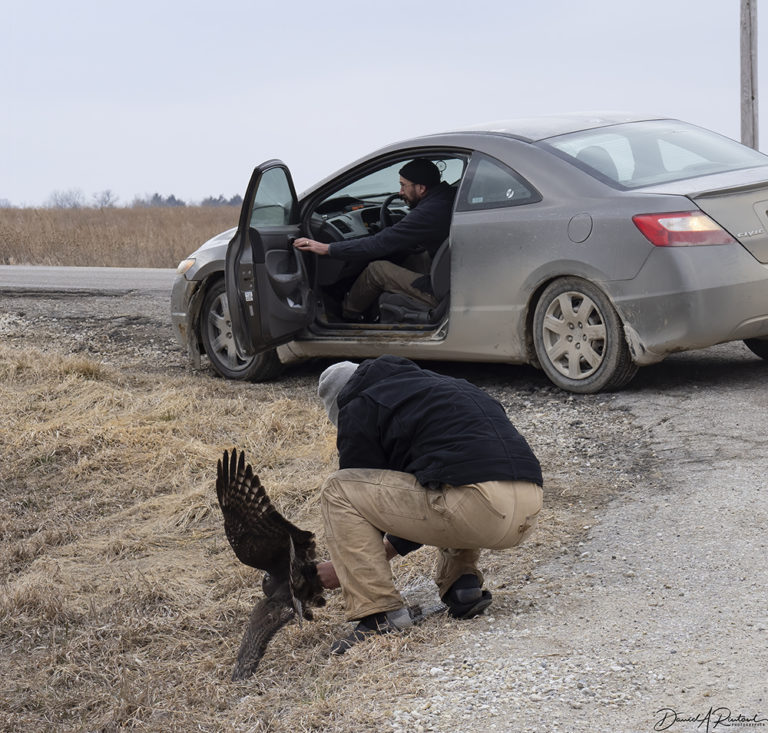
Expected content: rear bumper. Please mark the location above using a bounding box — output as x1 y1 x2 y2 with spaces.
609 244 768 364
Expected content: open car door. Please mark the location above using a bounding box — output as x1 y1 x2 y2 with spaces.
225 160 314 357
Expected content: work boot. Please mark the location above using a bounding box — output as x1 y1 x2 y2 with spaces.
441 574 493 619
330 607 413 655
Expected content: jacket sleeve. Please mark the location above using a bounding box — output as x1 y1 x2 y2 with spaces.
336 398 389 469
327 195 445 262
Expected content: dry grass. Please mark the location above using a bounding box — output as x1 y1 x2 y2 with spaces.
0 207 239 268
5 343 544 732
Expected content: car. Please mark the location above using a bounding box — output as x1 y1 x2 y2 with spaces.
170 113 768 393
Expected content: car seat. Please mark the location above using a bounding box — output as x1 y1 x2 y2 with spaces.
576 145 619 181
378 239 450 324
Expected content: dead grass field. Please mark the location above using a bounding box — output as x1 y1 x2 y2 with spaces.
0 342 389 731
0 207 239 268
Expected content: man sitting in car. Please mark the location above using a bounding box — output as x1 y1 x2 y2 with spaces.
294 158 456 321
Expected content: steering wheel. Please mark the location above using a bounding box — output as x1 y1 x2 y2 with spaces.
379 193 405 230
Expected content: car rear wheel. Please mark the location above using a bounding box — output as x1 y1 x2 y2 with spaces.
744 337 768 360
532 277 638 393
200 279 283 381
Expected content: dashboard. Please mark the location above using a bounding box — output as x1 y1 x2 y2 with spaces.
310 196 408 242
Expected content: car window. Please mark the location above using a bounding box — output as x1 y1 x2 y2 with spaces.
543 119 768 189
331 157 467 202
249 167 295 227
456 154 541 211
567 135 633 182
658 138 711 172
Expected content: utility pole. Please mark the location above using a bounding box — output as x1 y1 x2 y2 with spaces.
741 0 758 149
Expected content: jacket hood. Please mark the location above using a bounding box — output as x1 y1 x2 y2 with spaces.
337 355 419 411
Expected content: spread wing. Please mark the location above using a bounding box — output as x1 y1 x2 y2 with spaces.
215 449 326 680
215 448 316 580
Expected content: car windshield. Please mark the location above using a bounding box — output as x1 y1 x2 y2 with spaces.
541 119 768 189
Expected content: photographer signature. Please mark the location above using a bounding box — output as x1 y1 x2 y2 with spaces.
655 706 767 731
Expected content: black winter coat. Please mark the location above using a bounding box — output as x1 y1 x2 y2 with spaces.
327 183 455 262
335 355 543 488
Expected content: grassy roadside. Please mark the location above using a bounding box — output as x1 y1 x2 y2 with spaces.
2 342 546 731
0 335 630 731
1 338 593 731
0 343 381 731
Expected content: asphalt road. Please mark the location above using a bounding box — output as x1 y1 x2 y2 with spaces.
0 264 177 293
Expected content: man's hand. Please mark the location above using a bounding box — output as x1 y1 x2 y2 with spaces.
316 560 340 589
294 237 330 255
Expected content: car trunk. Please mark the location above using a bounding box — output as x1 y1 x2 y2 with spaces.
638 166 768 263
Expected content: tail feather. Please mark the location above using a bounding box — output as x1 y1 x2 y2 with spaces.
287 535 304 624
231 587 295 681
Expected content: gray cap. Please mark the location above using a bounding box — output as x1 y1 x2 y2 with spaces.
318 361 358 425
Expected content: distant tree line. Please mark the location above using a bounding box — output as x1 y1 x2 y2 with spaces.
131 193 187 208
199 194 243 207
132 192 243 208
7 189 244 209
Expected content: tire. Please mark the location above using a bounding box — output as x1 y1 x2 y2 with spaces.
200 279 283 381
744 337 768 360
532 277 638 394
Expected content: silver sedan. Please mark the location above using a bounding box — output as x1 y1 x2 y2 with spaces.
171 113 768 393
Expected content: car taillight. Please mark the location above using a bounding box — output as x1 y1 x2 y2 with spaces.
632 211 737 246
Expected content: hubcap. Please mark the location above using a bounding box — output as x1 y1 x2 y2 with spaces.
541 291 607 379
207 293 249 369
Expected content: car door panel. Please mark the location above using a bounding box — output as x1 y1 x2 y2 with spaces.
226 161 314 356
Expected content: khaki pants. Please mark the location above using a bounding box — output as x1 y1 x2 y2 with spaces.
320 468 543 620
342 260 438 316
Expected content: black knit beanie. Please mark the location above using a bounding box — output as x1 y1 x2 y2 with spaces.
399 158 440 187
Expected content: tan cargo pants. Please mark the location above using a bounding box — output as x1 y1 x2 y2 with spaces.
320 468 543 621
342 260 438 317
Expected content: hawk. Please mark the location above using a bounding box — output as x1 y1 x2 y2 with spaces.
215 449 325 680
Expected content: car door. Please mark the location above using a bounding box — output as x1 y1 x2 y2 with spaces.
225 160 315 356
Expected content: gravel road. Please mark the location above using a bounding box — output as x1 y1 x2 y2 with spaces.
399 373 768 732
1 287 766 733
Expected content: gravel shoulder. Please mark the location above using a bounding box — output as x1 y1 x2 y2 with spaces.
401 374 768 733
2 288 766 732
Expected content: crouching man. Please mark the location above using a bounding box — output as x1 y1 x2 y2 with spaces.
315 355 543 654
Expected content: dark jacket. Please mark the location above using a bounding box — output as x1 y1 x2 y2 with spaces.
327 183 455 263
336 355 543 488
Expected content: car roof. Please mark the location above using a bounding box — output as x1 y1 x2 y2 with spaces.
435 112 668 143
299 112 670 196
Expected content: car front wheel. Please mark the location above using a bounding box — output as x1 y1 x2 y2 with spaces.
200 279 283 381
532 277 637 393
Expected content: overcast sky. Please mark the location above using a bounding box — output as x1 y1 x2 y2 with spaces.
2 0 765 207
